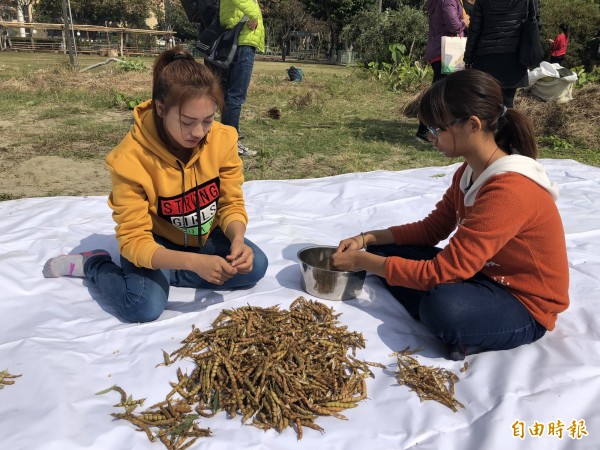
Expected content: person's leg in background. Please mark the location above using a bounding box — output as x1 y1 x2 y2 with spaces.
220 45 257 156
416 60 446 143
502 87 517 108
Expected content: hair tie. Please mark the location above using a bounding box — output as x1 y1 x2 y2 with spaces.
497 105 508 128
172 53 187 62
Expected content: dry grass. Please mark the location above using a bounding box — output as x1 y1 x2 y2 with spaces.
517 84 600 149
400 83 600 151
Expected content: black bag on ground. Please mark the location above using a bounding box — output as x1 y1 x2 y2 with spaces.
180 0 246 69
287 66 303 82
518 0 544 69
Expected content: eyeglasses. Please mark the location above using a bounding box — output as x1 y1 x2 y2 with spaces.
427 117 469 140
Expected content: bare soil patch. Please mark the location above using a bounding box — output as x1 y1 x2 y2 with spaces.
0 155 110 198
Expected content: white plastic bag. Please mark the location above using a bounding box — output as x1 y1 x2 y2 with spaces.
441 36 467 74
527 61 578 103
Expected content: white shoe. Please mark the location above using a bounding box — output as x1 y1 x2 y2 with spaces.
237 141 257 157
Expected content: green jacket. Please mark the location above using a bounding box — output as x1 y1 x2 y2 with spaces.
219 0 265 52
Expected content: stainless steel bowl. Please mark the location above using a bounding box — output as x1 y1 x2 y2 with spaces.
297 245 366 301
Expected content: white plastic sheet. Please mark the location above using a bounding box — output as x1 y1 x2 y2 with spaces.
0 160 598 449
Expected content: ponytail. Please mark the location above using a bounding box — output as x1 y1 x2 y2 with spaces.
495 108 537 158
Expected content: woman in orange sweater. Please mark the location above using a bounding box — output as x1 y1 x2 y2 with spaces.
332 69 569 360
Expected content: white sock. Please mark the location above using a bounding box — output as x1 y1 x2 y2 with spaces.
42 249 110 278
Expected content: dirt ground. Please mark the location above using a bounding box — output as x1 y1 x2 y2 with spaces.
0 62 151 200
0 154 111 199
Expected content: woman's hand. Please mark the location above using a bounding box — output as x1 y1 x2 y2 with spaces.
332 229 392 276
247 19 258 31
192 254 238 285
227 240 254 274
335 235 364 253
331 249 363 272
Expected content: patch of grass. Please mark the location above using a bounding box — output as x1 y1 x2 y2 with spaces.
0 192 19 201
0 52 598 194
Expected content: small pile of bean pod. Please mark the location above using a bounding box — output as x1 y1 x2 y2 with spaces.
96 385 211 450
0 369 21 390
393 347 465 412
165 296 384 439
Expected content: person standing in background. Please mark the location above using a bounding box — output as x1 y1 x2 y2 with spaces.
464 0 535 108
206 0 265 157
460 0 474 30
415 0 466 144
586 29 600 71
462 0 475 17
548 24 569 66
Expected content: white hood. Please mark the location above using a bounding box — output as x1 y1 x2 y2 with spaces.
460 155 559 207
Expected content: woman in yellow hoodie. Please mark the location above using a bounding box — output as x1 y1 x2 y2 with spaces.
43 46 268 322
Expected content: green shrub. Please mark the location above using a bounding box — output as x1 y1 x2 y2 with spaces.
343 7 428 65
114 92 143 110
540 0 600 67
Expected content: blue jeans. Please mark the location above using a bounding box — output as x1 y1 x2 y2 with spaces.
219 45 256 133
369 244 546 352
83 228 268 323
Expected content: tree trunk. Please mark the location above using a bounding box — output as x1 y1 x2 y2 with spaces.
328 22 340 63
28 5 34 50
61 0 75 66
280 35 287 62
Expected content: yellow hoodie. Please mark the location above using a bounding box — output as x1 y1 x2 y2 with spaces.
106 100 248 269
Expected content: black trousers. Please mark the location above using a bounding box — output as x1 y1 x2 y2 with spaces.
417 60 446 137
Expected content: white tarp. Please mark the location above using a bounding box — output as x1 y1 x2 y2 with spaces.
0 159 598 450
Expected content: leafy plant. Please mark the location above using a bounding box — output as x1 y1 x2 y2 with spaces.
116 58 147 72
114 92 143 110
362 43 432 93
572 66 600 89
538 135 574 151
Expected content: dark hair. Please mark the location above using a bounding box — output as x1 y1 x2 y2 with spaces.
559 23 569 36
151 46 224 148
418 69 538 159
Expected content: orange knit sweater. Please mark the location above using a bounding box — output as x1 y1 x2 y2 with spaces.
385 161 569 330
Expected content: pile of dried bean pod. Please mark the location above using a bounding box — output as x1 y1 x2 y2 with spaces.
393 347 465 412
165 296 383 440
97 385 211 450
0 369 21 390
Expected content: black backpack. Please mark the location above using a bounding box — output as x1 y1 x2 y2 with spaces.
180 0 246 69
180 0 218 30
